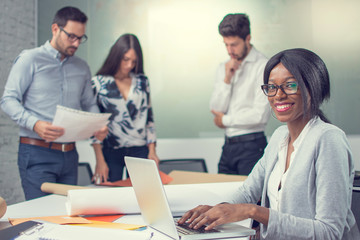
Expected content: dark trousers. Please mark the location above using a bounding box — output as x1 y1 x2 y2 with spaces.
218 132 267 175
18 143 78 200
102 145 149 182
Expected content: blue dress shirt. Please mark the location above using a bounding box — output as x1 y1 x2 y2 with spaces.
1 41 99 139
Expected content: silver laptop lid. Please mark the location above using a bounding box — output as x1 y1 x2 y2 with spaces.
125 156 179 239
125 156 255 240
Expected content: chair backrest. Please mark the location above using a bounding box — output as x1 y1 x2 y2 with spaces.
159 158 208 174
352 188 360 230
354 171 360 187
352 170 360 230
77 162 93 186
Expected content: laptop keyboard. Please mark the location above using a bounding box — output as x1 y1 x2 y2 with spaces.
174 219 220 235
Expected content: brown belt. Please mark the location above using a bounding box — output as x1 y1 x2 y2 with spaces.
20 137 75 152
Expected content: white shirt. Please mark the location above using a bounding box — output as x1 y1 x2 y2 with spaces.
209 47 270 137
267 117 317 210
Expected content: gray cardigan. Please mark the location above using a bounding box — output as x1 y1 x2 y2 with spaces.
230 118 360 239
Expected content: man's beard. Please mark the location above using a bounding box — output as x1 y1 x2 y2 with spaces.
236 44 248 61
55 38 77 57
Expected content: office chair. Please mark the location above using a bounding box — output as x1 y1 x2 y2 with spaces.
159 158 208 174
354 171 360 187
352 188 360 230
352 171 360 230
77 162 93 186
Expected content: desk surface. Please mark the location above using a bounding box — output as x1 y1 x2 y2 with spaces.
168 170 247 184
1 182 251 240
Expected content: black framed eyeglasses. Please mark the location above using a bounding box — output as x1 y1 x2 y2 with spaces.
59 26 88 44
261 82 298 97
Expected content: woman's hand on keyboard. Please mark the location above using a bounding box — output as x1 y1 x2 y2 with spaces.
178 203 255 231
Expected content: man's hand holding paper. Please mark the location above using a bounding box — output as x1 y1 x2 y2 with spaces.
34 120 65 142
52 105 111 143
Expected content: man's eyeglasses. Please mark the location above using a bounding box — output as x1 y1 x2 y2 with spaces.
59 27 88 44
261 82 298 97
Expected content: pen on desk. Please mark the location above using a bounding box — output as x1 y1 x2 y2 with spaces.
147 232 154 240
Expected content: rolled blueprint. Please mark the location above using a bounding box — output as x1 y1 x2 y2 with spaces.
66 187 139 216
41 182 90 196
65 183 231 216
0 196 6 218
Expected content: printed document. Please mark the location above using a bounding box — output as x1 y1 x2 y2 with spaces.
52 105 111 143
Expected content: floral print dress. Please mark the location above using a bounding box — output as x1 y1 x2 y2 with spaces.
91 73 156 148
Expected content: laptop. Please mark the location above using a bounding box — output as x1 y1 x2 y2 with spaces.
124 156 255 240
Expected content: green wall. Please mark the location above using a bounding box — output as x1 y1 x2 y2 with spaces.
38 0 360 138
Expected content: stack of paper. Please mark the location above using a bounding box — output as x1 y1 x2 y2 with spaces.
52 105 111 142
14 222 151 240
9 215 143 230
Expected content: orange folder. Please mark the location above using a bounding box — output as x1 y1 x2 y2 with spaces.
99 170 173 187
9 215 91 225
84 214 124 222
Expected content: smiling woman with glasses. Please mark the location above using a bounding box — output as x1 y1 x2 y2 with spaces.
261 81 298 97
178 48 360 240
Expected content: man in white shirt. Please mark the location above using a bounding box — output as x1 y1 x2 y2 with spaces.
210 13 270 175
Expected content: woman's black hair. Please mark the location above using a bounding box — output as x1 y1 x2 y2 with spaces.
264 48 331 123
97 33 144 76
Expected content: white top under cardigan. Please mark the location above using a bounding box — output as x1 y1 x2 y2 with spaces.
230 117 360 240
267 117 315 211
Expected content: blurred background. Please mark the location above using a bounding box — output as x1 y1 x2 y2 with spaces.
1 0 360 204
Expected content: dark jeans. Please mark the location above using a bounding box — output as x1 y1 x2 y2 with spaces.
218 133 267 175
18 143 78 200
103 145 149 182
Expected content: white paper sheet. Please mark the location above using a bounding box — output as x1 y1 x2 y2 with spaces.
52 105 111 143
65 183 240 216
15 221 151 240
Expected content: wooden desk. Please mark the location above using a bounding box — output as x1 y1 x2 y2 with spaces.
39 170 247 196
168 170 247 184
1 182 251 239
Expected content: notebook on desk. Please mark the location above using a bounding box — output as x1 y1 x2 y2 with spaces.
125 156 255 240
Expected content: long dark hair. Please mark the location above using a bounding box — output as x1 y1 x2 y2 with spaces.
96 34 144 76
264 48 331 123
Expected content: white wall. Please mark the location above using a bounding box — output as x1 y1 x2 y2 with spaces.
77 135 360 175
0 0 37 205
38 0 360 138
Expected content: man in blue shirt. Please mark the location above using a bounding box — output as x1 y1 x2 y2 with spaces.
1 6 107 200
